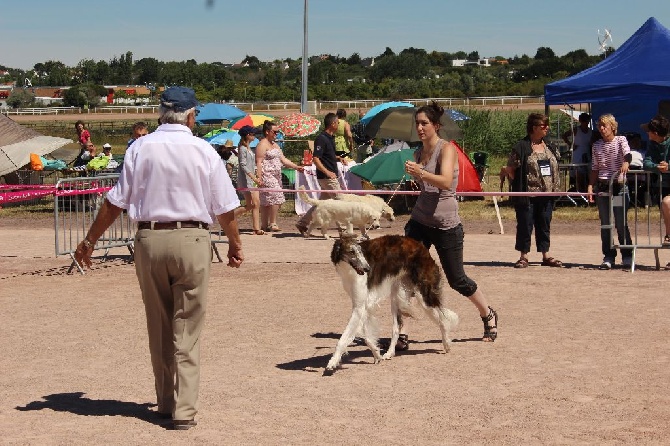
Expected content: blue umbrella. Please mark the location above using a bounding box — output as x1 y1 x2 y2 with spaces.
445 109 470 121
206 130 259 148
195 103 246 125
360 101 414 124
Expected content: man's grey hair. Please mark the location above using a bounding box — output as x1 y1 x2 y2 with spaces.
158 105 195 125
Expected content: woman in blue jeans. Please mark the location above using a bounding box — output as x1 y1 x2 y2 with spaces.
505 113 563 268
402 102 498 350
587 114 633 270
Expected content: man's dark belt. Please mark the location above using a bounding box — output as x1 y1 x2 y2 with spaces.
137 221 209 230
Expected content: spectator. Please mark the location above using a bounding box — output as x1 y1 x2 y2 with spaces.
334 109 354 158
256 120 303 232
74 86 243 430
587 114 633 270
562 112 592 192
127 121 149 149
505 113 562 269
73 120 95 167
295 113 343 235
234 125 264 235
641 115 670 245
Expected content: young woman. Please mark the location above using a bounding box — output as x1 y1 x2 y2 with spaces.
587 114 633 270
73 120 96 167
234 126 264 235
403 101 498 348
255 121 303 232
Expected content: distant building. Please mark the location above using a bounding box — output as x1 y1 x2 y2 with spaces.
452 58 493 67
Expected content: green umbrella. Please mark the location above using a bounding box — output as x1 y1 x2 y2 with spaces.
349 149 416 185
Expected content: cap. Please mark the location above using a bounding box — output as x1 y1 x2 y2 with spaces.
160 86 199 112
238 125 258 137
102 143 112 150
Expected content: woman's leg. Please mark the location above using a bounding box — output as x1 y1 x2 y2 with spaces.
433 224 497 341
514 201 533 262
260 205 269 230
534 198 554 260
249 191 261 232
269 204 280 228
662 195 670 237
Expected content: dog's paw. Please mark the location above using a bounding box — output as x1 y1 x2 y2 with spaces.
381 352 395 361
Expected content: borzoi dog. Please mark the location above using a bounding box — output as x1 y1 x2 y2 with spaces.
325 234 458 374
298 188 381 240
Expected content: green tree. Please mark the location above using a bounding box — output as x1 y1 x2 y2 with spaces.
6 88 35 108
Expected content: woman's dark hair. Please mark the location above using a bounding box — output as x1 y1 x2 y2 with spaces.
262 120 276 136
74 120 86 134
336 109 347 119
415 101 444 126
526 113 549 135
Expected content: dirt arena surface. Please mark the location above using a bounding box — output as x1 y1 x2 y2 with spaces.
1 212 669 445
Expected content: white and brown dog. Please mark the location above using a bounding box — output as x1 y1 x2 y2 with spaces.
325 234 458 374
298 188 381 240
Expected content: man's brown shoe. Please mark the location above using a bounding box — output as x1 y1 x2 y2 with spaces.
173 419 197 430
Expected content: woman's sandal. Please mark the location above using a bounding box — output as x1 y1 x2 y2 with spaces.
268 224 281 232
253 229 266 235
482 306 498 342
514 258 529 269
663 234 670 246
541 257 563 267
396 334 409 351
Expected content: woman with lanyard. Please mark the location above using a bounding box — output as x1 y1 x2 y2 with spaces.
403 101 498 348
505 113 562 269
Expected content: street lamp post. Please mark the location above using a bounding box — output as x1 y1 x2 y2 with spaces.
300 0 309 113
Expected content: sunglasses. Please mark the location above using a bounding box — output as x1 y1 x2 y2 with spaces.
535 124 549 129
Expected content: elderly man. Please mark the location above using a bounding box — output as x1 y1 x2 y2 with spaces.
74 86 243 430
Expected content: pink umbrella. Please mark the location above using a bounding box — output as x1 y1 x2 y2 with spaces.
276 113 321 137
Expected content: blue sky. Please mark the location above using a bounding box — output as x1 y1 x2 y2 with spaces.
2 0 669 70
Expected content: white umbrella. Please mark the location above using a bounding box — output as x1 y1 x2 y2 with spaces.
0 114 72 176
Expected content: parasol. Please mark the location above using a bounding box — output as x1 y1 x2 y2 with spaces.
348 149 416 185
276 112 321 137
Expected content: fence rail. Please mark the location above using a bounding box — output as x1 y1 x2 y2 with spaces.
606 170 669 272
3 96 547 117
54 175 135 274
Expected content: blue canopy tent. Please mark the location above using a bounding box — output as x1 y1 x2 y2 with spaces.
545 17 670 136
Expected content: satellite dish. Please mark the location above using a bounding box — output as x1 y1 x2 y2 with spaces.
24 78 32 88
597 29 613 54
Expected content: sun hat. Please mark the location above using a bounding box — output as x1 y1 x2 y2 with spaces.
238 125 258 137
160 86 199 112
102 143 112 150
224 139 234 148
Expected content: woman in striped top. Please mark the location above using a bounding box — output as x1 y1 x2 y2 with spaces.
587 114 633 270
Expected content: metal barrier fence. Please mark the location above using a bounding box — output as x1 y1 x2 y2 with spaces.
54 174 135 274
606 170 667 272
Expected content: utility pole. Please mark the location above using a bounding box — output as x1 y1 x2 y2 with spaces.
300 0 308 113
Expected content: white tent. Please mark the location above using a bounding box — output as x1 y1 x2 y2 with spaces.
0 114 72 176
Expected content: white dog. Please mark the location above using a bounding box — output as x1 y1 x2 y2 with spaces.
298 188 381 240
325 234 459 374
337 193 395 222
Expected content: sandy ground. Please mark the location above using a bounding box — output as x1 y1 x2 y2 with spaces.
1 212 669 445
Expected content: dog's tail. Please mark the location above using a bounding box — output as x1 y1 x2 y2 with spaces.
298 186 320 206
